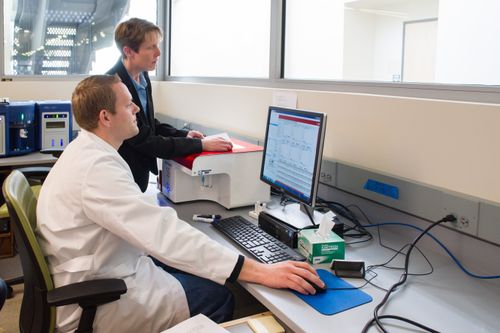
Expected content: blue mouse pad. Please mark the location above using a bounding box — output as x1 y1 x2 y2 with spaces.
293 269 372 315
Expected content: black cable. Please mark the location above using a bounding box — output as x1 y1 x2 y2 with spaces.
326 271 379 291
367 243 434 277
317 199 373 243
302 204 316 226
363 315 441 333
345 204 434 276
362 214 456 333
347 204 403 253
360 270 389 292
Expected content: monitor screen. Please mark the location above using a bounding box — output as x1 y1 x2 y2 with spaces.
260 106 327 208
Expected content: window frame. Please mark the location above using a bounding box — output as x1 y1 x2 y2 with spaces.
0 0 164 81
165 0 500 104
1 0 499 104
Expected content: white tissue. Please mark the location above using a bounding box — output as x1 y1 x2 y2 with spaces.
317 211 335 237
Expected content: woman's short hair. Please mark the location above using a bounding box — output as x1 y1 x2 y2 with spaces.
114 18 162 58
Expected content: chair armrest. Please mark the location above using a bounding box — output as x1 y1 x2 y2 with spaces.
47 279 127 307
40 148 64 158
17 166 52 177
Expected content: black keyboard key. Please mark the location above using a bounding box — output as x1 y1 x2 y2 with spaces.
212 215 306 263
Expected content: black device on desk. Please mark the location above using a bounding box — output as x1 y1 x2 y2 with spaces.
212 216 306 263
258 211 301 248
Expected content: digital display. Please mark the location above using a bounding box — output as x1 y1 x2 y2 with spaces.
46 121 65 129
260 107 327 208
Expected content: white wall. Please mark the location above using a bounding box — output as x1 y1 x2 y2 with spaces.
372 15 403 81
343 0 438 82
343 9 375 80
285 0 344 80
2 79 499 204
435 0 500 85
403 19 438 82
157 81 500 204
0 81 78 101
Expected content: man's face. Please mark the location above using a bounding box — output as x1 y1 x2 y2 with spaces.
110 82 140 141
128 31 161 72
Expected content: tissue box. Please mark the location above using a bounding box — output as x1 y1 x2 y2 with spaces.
298 229 345 264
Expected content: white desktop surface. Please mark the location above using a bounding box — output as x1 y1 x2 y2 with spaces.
153 193 500 333
0 152 57 167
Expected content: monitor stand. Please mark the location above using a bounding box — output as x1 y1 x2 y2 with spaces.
263 202 324 230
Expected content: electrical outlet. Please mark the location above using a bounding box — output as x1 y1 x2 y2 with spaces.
319 159 336 186
442 194 479 236
447 216 471 231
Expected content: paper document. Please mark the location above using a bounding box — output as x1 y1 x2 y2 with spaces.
161 314 230 333
206 132 244 149
272 91 297 108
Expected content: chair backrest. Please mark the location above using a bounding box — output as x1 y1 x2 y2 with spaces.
0 278 7 310
2 170 55 333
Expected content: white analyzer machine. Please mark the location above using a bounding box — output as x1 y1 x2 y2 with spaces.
160 138 270 209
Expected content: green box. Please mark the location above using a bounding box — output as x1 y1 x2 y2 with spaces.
298 229 345 264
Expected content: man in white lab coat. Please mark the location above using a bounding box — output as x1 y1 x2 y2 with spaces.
36 75 324 332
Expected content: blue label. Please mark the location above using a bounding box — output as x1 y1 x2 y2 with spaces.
363 179 399 199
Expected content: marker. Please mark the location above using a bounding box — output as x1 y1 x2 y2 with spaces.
193 214 222 223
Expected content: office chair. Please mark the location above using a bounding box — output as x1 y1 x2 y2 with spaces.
0 167 54 298
1 146 67 295
0 277 6 310
2 170 127 333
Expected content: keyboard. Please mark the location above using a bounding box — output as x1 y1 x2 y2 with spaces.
212 215 306 264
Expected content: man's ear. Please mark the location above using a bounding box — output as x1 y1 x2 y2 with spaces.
98 109 112 128
123 46 134 59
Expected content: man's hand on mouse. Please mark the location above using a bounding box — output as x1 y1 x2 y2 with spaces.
238 259 325 295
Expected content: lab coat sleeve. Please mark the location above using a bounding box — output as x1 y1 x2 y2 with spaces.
80 154 239 285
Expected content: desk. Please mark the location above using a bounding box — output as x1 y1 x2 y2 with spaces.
154 193 500 333
0 152 57 167
0 152 57 257
0 152 56 204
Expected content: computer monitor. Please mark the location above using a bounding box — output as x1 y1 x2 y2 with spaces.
260 106 327 217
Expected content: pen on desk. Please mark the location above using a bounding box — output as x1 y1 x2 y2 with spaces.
193 214 221 223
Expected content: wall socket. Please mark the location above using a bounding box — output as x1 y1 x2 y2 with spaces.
441 194 479 236
319 159 337 187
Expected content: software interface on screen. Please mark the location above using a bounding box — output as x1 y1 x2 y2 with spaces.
261 107 325 206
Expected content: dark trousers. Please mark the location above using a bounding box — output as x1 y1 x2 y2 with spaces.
151 257 235 323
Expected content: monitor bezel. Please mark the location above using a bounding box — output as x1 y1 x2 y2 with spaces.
260 106 327 209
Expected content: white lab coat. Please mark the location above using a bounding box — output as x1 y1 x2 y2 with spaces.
36 130 239 332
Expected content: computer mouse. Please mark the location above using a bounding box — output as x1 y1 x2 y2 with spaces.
307 279 327 294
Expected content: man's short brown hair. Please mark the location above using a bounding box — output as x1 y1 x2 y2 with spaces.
115 18 162 58
72 75 121 131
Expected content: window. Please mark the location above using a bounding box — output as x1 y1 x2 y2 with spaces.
169 0 271 78
3 0 157 76
284 0 500 86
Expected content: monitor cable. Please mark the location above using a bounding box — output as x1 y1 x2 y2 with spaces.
361 222 500 280
361 214 457 333
316 199 373 244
